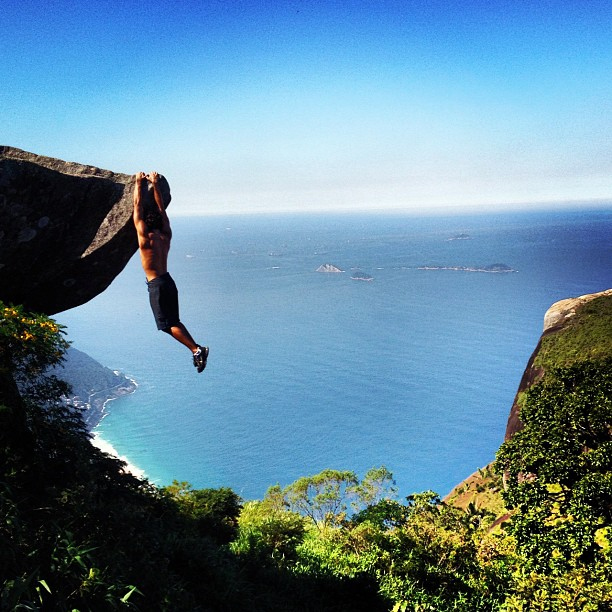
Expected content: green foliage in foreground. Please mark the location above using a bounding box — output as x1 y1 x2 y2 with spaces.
495 358 612 610
2 300 612 610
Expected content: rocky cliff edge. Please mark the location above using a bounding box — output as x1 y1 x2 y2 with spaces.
0 146 170 315
504 288 612 440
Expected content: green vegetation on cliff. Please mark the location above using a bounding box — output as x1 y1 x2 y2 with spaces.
496 358 612 608
1 294 611 611
534 294 612 369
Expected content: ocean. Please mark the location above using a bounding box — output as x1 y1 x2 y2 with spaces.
57 207 612 501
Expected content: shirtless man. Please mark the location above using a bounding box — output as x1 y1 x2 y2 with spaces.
133 171 208 373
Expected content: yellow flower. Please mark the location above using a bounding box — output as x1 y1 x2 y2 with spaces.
595 527 611 553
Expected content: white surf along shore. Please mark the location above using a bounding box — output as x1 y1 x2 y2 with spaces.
90 431 146 480
53 347 147 481
87 377 146 480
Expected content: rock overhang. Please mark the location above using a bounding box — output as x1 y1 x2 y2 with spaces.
0 146 170 315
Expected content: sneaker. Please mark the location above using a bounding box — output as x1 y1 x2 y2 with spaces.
193 346 209 373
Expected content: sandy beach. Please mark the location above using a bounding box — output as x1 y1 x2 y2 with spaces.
90 433 146 480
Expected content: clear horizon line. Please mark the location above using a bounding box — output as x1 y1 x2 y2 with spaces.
170 197 612 217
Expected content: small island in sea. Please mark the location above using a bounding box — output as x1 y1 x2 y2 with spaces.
351 270 374 281
417 263 517 273
316 263 344 273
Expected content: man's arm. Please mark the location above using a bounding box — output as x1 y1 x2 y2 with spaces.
133 171 147 236
147 171 172 237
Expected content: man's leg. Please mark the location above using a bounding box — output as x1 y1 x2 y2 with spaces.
164 323 198 353
164 324 208 373
152 275 208 372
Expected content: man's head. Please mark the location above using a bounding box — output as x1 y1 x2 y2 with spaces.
144 208 163 232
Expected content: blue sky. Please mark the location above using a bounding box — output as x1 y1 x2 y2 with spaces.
3 0 612 214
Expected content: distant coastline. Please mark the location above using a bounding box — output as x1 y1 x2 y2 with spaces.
78 377 138 429
54 347 138 430
52 347 143 478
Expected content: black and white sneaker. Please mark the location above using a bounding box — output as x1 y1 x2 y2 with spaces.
193 346 209 373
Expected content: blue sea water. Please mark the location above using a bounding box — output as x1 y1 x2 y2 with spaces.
57 208 612 501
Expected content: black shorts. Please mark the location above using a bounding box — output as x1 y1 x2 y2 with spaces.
147 273 180 331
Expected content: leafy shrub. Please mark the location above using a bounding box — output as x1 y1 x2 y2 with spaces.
231 499 306 565
496 359 612 610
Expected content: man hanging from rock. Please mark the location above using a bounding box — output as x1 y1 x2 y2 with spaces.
133 171 208 373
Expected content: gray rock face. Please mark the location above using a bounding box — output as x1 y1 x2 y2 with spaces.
0 146 170 314
543 289 612 332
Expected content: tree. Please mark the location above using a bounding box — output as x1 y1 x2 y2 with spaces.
283 469 359 529
280 467 400 530
0 301 71 459
353 466 398 509
231 500 305 566
162 480 242 544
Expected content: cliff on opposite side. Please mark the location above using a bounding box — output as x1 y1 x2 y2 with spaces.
504 288 612 440
447 287 612 511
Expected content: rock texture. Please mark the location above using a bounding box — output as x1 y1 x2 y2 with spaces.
542 289 612 332
0 146 170 315
504 288 612 440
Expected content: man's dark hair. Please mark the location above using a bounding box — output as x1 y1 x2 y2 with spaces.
144 209 163 232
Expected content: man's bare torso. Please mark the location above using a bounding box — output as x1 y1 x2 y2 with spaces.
139 229 171 281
